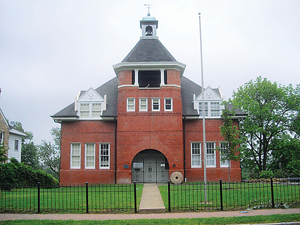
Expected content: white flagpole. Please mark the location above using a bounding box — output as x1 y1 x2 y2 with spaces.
199 12 207 203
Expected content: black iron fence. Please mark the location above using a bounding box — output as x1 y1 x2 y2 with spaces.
167 178 300 212
1 182 138 213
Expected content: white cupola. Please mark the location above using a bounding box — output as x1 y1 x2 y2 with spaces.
140 10 158 37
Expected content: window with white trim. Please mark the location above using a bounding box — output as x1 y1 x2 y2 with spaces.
85 143 95 169
199 102 208 116
71 143 81 169
80 103 90 118
80 103 102 118
164 98 173 111
0 132 4 144
206 142 216 167
152 98 160 111
191 142 201 168
100 143 110 169
14 140 19 151
220 142 230 167
127 98 135 111
92 103 101 118
139 98 148 111
211 102 220 116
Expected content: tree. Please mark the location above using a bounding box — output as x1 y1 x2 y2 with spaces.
230 77 300 176
38 128 61 178
0 143 8 163
219 102 241 182
21 142 40 170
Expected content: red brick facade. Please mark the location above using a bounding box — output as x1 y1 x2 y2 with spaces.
59 69 241 185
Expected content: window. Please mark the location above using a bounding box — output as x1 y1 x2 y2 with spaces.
80 103 90 118
191 142 201 168
206 142 216 167
199 102 208 116
100 143 110 169
211 102 220 116
164 98 173 111
152 98 160 111
139 98 148 111
85 143 95 169
138 71 160 88
14 140 19 151
92 103 101 118
220 142 230 167
71 143 81 169
127 98 135 111
0 132 4 144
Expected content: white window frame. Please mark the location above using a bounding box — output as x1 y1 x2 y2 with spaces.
80 102 102 118
199 102 208 116
152 98 160 111
164 98 173 111
85 143 95 169
99 143 110 169
139 98 148 111
14 140 19 151
206 142 216 167
0 132 4 144
127 98 135 112
211 102 220 117
70 143 81 169
191 142 201 168
220 142 230 167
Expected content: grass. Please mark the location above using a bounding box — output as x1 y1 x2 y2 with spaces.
0 214 300 224
0 184 143 213
159 181 300 211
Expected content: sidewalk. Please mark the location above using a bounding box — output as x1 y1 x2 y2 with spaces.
0 208 299 221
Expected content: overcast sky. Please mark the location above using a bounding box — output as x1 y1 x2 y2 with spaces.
1 0 299 145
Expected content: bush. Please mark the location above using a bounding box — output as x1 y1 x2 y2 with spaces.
0 159 58 190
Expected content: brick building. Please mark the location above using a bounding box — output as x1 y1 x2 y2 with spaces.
52 14 246 185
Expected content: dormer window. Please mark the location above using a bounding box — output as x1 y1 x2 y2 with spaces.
76 87 106 119
194 86 224 118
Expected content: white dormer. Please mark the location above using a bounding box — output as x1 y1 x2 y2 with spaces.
193 86 225 118
75 88 107 119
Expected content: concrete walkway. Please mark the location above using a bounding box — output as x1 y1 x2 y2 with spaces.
0 209 299 221
138 183 165 213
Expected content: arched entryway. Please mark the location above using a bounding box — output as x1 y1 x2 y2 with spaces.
132 149 169 183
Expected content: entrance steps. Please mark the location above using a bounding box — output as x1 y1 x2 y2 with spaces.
138 183 165 213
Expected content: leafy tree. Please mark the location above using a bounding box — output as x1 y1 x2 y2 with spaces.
219 102 241 182
21 142 40 170
0 143 8 163
230 77 300 176
38 128 61 178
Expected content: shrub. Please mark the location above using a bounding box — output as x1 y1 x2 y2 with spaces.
0 160 58 190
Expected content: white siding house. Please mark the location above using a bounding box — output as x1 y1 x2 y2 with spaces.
7 129 26 162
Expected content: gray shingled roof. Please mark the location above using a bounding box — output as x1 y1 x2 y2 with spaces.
52 76 245 119
122 38 177 62
52 77 118 118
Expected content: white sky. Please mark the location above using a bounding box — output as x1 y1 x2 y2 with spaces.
1 0 299 145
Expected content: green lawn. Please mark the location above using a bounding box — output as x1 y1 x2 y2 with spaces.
159 181 300 211
0 184 143 213
1 214 300 225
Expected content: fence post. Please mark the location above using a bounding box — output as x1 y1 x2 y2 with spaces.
134 181 137 213
86 182 89 213
219 179 223 211
270 178 275 208
37 182 40 214
168 180 171 212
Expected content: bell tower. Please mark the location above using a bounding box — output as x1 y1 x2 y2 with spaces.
140 4 158 37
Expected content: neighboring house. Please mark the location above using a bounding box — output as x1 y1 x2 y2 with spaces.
52 13 246 185
0 108 26 162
